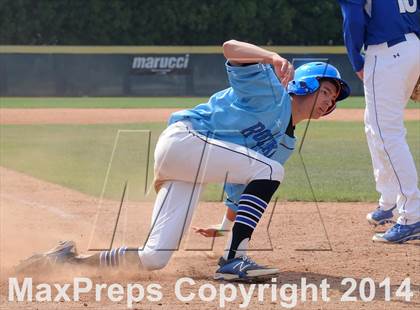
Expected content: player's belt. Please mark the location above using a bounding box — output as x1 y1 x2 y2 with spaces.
387 32 419 48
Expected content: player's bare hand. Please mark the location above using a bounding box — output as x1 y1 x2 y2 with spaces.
272 54 294 87
192 225 225 238
356 69 364 81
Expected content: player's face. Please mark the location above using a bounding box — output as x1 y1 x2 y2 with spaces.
312 80 339 118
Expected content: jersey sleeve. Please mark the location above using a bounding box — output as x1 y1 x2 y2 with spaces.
225 61 286 103
337 0 366 72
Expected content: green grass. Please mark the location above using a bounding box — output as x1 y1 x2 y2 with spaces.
0 97 207 109
1 96 419 109
1 121 419 202
340 97 419 109
279 121 419 201
0 123 163 201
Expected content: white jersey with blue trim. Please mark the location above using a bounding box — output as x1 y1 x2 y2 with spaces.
168 62 296 212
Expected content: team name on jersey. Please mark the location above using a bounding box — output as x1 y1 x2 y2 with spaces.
241 122 277 158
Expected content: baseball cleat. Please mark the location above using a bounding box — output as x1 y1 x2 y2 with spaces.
372 222 420 244
214 256 279 282
366 205 396 226
15 240 77 273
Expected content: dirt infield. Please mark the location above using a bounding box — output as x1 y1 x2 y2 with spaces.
1 108 419 124
1 168 419 309
1 108 419 309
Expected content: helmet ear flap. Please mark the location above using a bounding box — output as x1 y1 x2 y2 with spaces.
287 61 351 101
287 77 320 96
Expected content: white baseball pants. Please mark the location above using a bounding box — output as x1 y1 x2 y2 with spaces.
138 121 284 270
363 33 420 225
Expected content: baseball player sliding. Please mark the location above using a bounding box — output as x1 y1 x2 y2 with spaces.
338 0 420 243
18 40 350 281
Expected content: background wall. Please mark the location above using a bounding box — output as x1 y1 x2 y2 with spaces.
0 47 363 97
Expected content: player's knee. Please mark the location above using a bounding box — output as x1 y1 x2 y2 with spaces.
254 161 284 182
144 259 169 271
271 161 285 182
381 125 406 139
139 251 171 271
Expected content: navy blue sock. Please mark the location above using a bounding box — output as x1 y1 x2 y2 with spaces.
226 179 279 260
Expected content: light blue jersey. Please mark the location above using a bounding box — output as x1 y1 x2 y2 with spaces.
169 62 296 212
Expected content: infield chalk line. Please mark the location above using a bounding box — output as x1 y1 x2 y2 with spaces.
0 193 76 220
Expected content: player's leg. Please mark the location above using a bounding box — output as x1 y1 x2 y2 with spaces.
70 247 141 267
138 180 203 270
364 35 420 242
363 46 399 225
67 180 203 270
15 242 144 272
158 124 285 279
150 121 285 276
214 179 281 280
153 121 284 185
364 104 398 226
32 121 284 272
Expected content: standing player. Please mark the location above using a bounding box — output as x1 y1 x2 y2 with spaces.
19 40 350 281
337 0 420 243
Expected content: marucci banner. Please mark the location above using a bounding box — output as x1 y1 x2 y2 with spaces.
131 54 190 75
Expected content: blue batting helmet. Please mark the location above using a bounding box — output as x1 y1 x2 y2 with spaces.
287 62 351 104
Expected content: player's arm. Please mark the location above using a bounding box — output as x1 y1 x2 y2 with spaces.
337 0 366 77
193 208 236 238
223 39 294 86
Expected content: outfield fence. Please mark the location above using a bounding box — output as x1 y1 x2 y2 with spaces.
0 46 364 97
